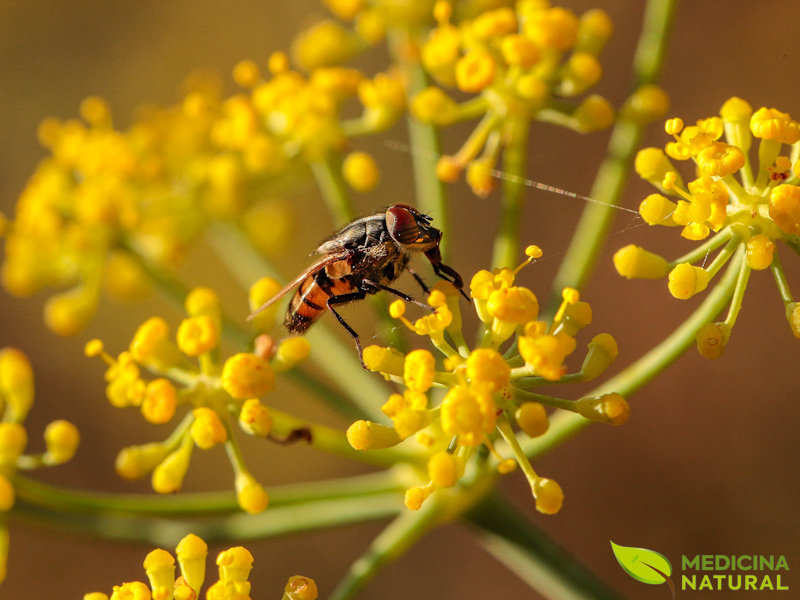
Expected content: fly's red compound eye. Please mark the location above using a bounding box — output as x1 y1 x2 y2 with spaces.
386 205 420 245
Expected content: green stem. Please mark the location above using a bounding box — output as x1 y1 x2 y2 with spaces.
770 249 794 304
670 226 733 266
12 470 404 516
388 29 448 254
467 493 622 600
207 223 390 422
12 491 402 546
548 0 677 312
722 258 751 329
523 247 743 458
329 497 444 600
311 156 355 227
492 118 530 269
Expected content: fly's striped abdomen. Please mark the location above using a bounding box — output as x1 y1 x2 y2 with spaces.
284 270 355 333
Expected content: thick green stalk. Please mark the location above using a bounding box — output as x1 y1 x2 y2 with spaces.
329 497 444 600
523 248 742 458
492 118 530 269
12 492 402 546
12 470 404 516
467 493 622 600
548 0 678 311
311 157 355 227
388 30 448 253
207 223 389 422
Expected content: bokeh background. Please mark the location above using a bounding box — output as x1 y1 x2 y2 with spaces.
2 1 799 598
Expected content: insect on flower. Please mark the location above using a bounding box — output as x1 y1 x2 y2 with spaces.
248 204 468 364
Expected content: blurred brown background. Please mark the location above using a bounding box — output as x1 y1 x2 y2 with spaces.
1 1 799 598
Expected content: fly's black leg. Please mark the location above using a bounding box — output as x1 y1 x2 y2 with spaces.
362 279 430 311
327 291 368 367
407 267 431 296
433 263 471 301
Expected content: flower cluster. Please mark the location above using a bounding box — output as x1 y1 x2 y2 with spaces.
82 533 318 600
86 286 311 514
0 348 80 582
346 247 626 514
410 1 634 197
614 98 800 357
0 46 405 337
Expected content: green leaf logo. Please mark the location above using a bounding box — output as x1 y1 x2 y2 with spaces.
610 540 672 585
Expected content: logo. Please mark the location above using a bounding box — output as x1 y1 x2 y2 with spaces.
610 541 675 598
610 541 791 596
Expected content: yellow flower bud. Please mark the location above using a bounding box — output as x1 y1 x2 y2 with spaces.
109 581 151 600
573 95 614 132
284 575 319 600
436 155 463 182
235 472 269 514
342 151 380 192
455 51 496 93
515 402 549 438
580 333 618 381
524 6 579 50
140 379 177 425
232 59 260 88
84 593 109 600
176 534 208 594
667 263 710 299
185 287 220 319
404 486 431 511
786 302 800 338
559 52 602 96
466 158 495 198
720 97 753 123
143 548 176 600
501 34 539 68
487 286 539 324
769 184 800 236
191 408 227 450
745 234 775 270
428 451 458 488
248 276 282 332
695 322 729 359
639 193 678 226
696 142 745 177
623 85 670 124
273 337 311 371
634 147 680 186
104 251 150 301
362 344 405 376
115 442 170 480
221 353 274 399
355 9 385 44
516 74 548 104
217 545 254 582
466 348 510 392
152 438 193 494
441 385 495 445
404 349 436 392
576 393 630 425
0 473 14 511
43 419 79 465
533 477 564 515
576 9 613 54
44 288 96 336
130 317 181 368
0 423 27 464
239 399 272 437
411 87 458 125
291 20 360 71
346 420 402 450
613 245 669 279
176 316 219 357
750 107 800 143
0 347 34 422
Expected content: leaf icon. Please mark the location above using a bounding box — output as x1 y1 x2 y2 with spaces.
610 541 672 585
